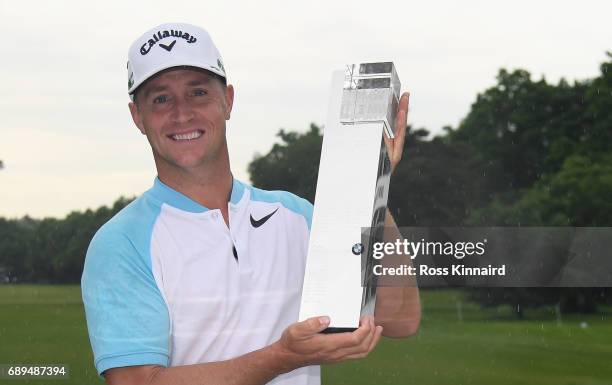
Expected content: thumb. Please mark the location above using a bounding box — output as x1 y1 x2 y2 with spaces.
294 316 330 337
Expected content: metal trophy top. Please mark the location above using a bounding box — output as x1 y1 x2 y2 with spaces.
339 62 401 139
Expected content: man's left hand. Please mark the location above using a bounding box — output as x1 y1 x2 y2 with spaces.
384 92 410 175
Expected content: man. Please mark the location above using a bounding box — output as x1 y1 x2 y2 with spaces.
81 22 420 385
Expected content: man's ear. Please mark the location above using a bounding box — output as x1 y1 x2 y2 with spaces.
224 84 234 120
128 101 146 135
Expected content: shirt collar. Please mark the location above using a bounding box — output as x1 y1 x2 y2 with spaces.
148 176 245 213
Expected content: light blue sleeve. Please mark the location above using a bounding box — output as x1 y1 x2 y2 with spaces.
81 212 170 376
298 197 313 230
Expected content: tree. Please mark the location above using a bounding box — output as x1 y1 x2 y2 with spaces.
468 154 612 226
389 129 490 226
448 69 592 193
455 54 612 316
0 197 133 283
248 124 323 203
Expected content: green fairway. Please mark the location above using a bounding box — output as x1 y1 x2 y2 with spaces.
0 285 98 384
325 290 612 385
1 286 610 385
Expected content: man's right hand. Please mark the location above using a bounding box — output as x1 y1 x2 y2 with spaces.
104 316 382 385
272 315 383 373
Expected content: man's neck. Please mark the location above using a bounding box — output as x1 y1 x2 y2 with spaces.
157 159 233 214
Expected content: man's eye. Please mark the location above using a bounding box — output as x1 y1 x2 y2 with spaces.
153 95 167 104
193 89 208 96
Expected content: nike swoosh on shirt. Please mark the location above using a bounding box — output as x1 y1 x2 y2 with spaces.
250 208 279 228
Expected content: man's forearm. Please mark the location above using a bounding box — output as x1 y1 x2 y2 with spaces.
149 345 281 385
110 313 378 385
374 210 421 338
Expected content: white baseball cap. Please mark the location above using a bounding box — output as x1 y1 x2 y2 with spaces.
127 23 227 100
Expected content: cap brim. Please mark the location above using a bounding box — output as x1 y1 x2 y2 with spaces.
128 62 226 99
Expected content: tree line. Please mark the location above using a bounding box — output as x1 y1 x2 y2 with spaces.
1 53 611 314
0 198 133 283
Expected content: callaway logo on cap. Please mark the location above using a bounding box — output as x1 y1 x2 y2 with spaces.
126 22 227 100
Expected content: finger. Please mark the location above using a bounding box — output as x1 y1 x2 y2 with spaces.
395 92 410 129
359 315 375 327
317 318 373 350
385 92 409 167
291 316 331 339
354 317 377 352
367 325 384 352
332 319 377 358
344 325 383 360
392 93 409 164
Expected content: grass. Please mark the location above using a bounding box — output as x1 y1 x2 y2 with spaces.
324 290 612 385
0 285 98 384
0 286 611 385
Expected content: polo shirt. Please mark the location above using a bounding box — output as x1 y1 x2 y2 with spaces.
81 177 319 385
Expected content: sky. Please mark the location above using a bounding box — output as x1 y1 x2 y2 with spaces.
0 0 610 218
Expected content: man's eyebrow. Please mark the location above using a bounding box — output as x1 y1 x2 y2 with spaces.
142 76 213 99
187 77 213 86
143 85 169 99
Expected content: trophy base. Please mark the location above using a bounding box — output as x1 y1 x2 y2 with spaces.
321 327 358 334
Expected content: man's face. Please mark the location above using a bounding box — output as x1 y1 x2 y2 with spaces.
129 68 234 173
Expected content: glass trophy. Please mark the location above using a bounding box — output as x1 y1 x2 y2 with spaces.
299 62 400 332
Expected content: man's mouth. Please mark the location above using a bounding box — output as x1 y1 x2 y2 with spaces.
168 130 204 141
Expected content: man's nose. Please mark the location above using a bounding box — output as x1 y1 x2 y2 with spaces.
171 96 194 123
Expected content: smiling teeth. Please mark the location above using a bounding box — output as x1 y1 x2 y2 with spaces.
172 131 203 141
